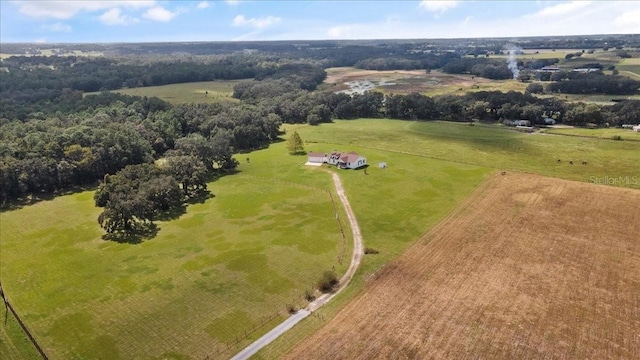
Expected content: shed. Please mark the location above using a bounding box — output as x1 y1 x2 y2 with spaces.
307 151 326 163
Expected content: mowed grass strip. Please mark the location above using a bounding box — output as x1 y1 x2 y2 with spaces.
84 80 243 104
0 302 41 360
0 143 347 359
285 173 640 359
544 127 640 141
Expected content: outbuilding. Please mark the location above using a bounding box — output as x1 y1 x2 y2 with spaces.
307 151 326 163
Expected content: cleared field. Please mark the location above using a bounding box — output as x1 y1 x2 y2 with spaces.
1 133 492 359
323 68 527 96
293 119 640 189
286 173 640 359
0 302 41 360
0 143 350 359
544 127 640 141
85 80 243 104
617 58 640 80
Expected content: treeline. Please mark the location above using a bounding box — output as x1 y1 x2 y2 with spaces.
353 53 457 71
0 60 328 206
441 58 513 80
546 73 640 95
230 73 640 128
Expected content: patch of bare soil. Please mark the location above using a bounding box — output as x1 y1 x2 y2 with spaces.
286 172 640 359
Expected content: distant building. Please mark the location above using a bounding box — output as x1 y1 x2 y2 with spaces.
573 68 600 73
328 151 367 169
539 66 560 72
309 150 367 169
543 118 556 125
503 119 531 127
622 124 635 129
633 125 640 132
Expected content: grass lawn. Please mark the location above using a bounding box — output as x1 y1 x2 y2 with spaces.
84 80 244 105
0 302 41 360
256 119 640 358
616 58 640 79
544 127 640 141
3 119 639 359
0 143 351 359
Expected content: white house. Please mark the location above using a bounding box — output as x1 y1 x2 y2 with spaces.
337 152 367 169
315 150 367 169
307 151 326 163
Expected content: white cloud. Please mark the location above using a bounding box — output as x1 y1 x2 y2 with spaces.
42 22 72 33
328 25 354 39
419 1 459 13
99 8 138 26
197 1 211 9
233 15 281 29
225 0 242 6
16 1 155 19
613 8 640 33
142 6 177 22
528 1 592 18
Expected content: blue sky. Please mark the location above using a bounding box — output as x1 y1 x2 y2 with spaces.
1 1 639 43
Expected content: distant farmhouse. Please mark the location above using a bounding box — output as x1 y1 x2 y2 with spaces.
307 151 367 169
503 119 531 127
538 66 560 72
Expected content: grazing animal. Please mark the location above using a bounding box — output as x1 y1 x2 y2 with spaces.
569 160 573 165
582 161 587 165
557 159 561 163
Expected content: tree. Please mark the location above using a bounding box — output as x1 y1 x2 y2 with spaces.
94 164 182 234
526 83 544 94
166 155 208 196
287 131 305 155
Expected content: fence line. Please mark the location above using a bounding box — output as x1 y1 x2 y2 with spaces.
0 281 48 360
328 190 348 265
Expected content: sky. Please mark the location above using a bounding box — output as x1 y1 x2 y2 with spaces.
0 1 639 43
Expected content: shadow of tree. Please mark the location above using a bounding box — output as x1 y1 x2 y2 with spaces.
185 189 215 205
101 222 159 244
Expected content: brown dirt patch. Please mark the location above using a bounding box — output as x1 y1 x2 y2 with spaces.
285 173 640 359
324 68 494 94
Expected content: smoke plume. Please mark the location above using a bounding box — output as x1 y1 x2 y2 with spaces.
506 46 521 79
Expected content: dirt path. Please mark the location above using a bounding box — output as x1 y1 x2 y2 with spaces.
230 171 364 360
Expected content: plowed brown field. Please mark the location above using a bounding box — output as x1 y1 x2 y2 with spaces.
286 173 640 359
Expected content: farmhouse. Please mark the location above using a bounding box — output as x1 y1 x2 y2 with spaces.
503 119 531 127
309 150 367 169
539 66 560 72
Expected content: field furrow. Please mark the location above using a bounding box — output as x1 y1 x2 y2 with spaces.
286 173 640 359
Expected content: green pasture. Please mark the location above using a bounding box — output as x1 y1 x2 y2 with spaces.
544 126 640 141
85 80 243 105
293 120 640 188
0 145 351 359
3 119 640 359
0 302 41 360
616 58 640 79
256 118 640 358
